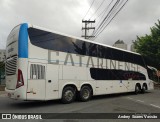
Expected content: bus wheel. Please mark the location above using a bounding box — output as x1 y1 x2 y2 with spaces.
79 86 92 102
141 84 147 93
61 86 76 104
135 84 140 94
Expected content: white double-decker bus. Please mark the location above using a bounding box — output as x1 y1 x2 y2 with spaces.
5 23 153 103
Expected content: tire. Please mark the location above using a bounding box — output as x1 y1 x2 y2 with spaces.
141 85 146 93
61 86 76 104
135 84 140 94
79 86 92 102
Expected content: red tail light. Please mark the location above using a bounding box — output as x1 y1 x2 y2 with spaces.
16 69 24 88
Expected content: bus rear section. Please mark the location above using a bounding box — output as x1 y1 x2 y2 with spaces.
5 24 28 100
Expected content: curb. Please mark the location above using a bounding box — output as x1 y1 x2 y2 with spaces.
0 91 6 95
0 94 6 97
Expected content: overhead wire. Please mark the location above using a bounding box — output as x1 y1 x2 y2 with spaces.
83 0 95 20
89 0 106 20
94 0 128 35
89 0 115 39
82 0 128 41
92 0 128 40
95 0 115 21
94 0 121 36
94 0 124 36
89 0 121 39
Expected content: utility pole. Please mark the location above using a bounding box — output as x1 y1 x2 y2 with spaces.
82 20 95 39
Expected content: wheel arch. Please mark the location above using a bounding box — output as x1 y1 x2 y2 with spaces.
142 83 148 90
60 83 78 98
136 83 141 89
62 84 78 92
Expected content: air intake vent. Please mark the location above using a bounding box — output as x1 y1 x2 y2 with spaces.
6 56 17 76
30 64 45 79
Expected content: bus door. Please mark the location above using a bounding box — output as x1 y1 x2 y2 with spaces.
45 64 59 100
27 62 46 100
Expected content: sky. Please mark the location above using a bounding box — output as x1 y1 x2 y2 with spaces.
0 0 160 50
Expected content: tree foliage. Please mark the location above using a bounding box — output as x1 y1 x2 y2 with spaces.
134 20 160 69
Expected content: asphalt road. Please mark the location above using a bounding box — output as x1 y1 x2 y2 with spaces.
0 90 160 122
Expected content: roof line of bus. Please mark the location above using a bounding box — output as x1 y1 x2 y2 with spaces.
26 23 140 56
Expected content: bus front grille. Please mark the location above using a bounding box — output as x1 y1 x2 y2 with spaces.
6 56 17 76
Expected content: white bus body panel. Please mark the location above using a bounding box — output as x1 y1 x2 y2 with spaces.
5 58 28 100
5 26 19 90
27 62 46 100
45 64 59 100
95 81 113 95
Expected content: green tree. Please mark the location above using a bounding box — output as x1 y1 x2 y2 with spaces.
134 20 160 70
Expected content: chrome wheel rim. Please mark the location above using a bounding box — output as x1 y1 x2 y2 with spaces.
64 90 74 101
143 86 146 91
83 89 90 99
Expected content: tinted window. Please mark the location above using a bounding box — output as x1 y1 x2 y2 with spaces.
28 27 146 68
97 46 112 59
111 48 124 61
90 68 146 80
28 28 80 54
28 28 98 57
